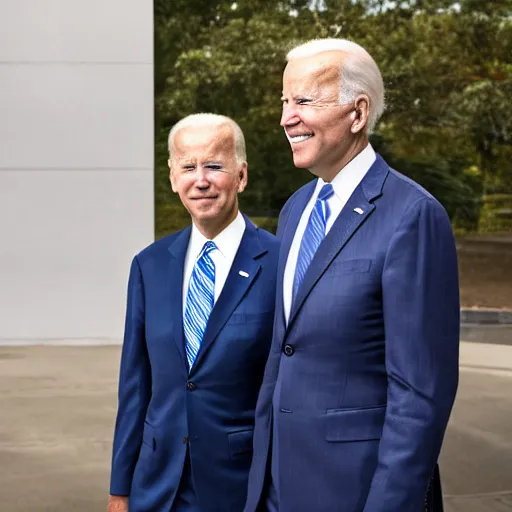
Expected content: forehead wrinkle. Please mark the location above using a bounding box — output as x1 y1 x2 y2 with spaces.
173 135 237 172
283 76 318 99
174 125 234 155
303 64 340 100
284 59 341 101
314 64 341 88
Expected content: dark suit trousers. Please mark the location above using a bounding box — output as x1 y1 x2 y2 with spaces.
263 374 282 512
172 448 198 512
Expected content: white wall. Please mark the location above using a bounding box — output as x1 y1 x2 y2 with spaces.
0 0 154 344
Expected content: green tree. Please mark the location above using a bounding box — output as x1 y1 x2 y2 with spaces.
154 0 512 237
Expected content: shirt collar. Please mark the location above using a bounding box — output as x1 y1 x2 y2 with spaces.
318 143 376 198
189 210 245 260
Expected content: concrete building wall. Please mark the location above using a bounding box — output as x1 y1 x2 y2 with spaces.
0 0 154 343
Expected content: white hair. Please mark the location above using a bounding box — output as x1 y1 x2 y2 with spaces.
168 113 247 164
287 38 385 132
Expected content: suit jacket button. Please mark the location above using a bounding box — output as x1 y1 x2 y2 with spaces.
284 344 295 356
187 381 197 391
182 436 189 444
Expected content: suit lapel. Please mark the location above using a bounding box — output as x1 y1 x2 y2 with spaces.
190 217 268 372
275 181 317 337
288 155 389 329
167 226 191 368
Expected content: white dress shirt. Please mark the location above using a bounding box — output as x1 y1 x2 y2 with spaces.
283 144 376 323
183 211 246 310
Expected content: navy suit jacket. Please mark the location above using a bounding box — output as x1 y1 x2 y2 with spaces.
245 155 459 512
110 216 279 512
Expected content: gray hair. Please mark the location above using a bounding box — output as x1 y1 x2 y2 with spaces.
286 38 385 132
168 113 247 164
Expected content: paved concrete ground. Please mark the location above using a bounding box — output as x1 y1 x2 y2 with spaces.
0 341 511 512
441 342 512 511
461 324 512 346
0 346 117 511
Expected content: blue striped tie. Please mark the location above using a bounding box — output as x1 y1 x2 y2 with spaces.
184 241 217 369
293 183 334 304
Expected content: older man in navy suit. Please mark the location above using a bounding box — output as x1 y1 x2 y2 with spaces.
108 114 279 512
244 39 459 512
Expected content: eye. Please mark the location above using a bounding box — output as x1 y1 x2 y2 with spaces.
206 164 222 171
182 165 195 172
296 98 311 105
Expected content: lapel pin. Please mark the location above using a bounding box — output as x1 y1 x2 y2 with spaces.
353 207 364 215
238 270 249 278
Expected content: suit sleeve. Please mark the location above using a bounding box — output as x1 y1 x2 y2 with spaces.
110 256 151 496
363 197 460 511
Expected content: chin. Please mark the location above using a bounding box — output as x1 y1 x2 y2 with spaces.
293 149 318 168
292 156 313 169
195 210 218 222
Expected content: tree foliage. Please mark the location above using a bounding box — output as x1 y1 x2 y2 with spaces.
154 0 512 237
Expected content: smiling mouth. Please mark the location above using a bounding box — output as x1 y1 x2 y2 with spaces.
192 196 217 201
287 133 314 144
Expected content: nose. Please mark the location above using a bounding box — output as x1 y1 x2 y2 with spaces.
280 103 300 127
194 168 210 189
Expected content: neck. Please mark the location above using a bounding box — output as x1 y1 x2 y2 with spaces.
317 133 368 182
195 207 239 240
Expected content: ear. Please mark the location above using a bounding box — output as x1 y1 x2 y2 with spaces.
237 162 248 193
168 159 178 193
351 94 370 134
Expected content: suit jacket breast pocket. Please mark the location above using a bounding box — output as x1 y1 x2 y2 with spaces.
228 428 254 458
329 259 372 275
325 405 386 442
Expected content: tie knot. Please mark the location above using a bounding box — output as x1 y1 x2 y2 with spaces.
318 183 334 202
201 240 217 257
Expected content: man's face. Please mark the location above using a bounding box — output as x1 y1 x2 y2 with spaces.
281 52 357 180
169 124 247 237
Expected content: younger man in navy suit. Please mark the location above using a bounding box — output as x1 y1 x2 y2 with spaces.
108 114 279 512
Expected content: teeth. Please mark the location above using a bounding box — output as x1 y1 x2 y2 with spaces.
289 134 313 143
